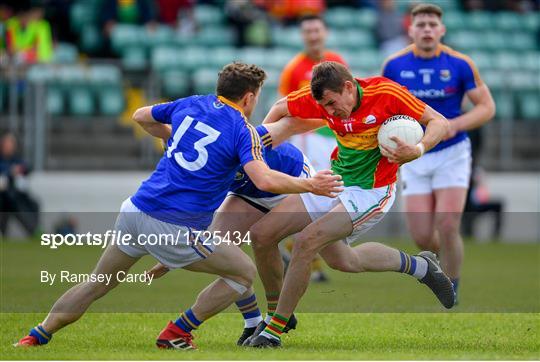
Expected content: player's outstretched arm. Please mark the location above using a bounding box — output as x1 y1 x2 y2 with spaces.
132 106 172 141
244 160 343 197
445 84 496 139
262 97 326 145
262 97 290 124
263 117 326 147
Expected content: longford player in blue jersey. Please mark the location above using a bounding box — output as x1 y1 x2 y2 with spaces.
15 63 343 350
229 125 315 213
382 3 495 302
146 124 315 345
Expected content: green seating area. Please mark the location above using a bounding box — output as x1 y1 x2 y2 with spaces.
25 64 124 117
3 1 536 122
133 4 539 121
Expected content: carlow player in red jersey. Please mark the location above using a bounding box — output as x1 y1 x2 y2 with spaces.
278 14 348 282
244 61 455 348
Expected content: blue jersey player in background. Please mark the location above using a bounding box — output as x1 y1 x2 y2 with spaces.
382 3 495 303
15 63 343 350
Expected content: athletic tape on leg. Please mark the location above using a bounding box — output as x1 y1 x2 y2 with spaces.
221 277 248 294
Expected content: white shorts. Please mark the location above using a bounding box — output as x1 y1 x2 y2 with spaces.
114 198 215 269
401 138 472 196
290 132 335 171
300 183 396 245
228 153 316 212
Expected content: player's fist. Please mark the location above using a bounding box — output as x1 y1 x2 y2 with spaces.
309 170 344 198
380 136 422 165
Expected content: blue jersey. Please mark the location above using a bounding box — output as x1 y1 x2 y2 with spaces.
382 44 483 152
131 95 263 229
230 125 310 199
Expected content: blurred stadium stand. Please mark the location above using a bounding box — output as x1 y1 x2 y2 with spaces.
1 0 538 171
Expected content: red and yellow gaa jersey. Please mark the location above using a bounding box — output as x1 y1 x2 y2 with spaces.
279 51 347 96
287 77 427 189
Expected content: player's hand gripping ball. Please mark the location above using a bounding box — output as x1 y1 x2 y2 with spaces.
378 115 425 164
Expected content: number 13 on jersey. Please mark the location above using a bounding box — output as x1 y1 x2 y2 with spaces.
166 115 221 171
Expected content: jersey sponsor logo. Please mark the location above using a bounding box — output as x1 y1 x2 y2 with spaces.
364 115 377 124
410 88 447 99
419 68 435 84
440 69 451 82
400 70 416 79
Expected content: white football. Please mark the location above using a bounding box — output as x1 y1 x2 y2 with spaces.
377 115 424 150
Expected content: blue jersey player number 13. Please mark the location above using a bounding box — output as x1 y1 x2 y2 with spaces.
15 63 343 351
166 114 221 172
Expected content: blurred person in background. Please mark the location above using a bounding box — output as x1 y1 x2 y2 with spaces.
382 3 495 303
100 0 157 56
5 5 54 64
0 132 40 238
278 15 348 283
462 166 504 240
375 0 409 58
279 15 347 172
266 0 325 24
156 0 195 34
225 0 269 47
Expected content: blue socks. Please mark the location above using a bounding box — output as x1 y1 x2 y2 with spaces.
174 308 202 333
398 251 428 279
29 325 52 345
235 293 263 328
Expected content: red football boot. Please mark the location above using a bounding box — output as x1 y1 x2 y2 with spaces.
14 335 40 347
156 321 196 350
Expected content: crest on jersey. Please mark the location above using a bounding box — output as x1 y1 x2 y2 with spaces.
440 69 451 81
213 100 225 109
364 115 377 124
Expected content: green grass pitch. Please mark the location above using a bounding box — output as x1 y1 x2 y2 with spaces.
1 240 539 359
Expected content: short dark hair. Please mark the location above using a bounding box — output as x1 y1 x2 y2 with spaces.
299 14 327 27
411 3 443 18
310 61 354 101
216 62 266 101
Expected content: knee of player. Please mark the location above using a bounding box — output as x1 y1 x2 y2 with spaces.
221 272 253 293
435 216 461 237
242 260 257 285
291 235 319 261
230 258 257 285
249 225 277 249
